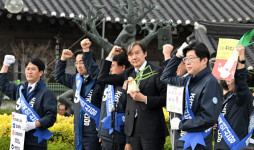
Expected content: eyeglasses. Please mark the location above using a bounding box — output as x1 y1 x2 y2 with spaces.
182 57 198 63
74 62 84 66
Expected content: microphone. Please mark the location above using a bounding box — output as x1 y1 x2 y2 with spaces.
111 101 118 128
111 107 115 128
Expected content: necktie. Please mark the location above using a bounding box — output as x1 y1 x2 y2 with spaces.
135 70 140 118
26 86 32 97
136 70 141 85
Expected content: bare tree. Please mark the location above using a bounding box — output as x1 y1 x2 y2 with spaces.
73 0 172 53
11 40 56 82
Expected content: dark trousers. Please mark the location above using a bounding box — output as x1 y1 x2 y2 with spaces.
82 136 101 150
130 136 164 150
130 118 165 150
101 139 125 150
24 145 47 150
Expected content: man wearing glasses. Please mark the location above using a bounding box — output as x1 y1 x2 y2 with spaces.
55 39 103 150
161 42 223 150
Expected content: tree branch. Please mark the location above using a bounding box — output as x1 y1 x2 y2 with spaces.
111 2 127 19
140 21 163 48
73 18 113 53
133 3 156 24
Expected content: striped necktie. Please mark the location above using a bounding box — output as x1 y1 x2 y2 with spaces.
26 86 32 97
136 70 141 85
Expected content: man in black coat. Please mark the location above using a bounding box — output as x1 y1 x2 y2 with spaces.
98 52 130 150
161 42 223 150
97 41 168 150
214 45 254 150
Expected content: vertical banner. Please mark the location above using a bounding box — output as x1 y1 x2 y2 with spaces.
212 38 239 81
10 112 26 150
166 84 184 114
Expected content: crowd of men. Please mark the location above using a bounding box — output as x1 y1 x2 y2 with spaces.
0 38 253 150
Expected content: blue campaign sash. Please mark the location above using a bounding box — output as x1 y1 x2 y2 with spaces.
75 74 100 128
179 78 212 150
75 74 100 150
101 85 125 134
18 85 53 143
218 94 254 150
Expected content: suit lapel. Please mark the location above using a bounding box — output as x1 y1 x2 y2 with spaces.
130 68 136 79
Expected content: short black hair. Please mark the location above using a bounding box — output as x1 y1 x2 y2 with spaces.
219 80 229 91
58 103 68 110
113 52 130 68
74 49 96 62
74 50 83 57
183 42 210 66
25 58 45 72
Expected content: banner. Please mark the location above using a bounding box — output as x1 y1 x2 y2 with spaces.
166 84 184 114
212 38 239 81
9 112 27 150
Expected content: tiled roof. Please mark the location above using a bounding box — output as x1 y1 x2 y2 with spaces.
0 0 254 25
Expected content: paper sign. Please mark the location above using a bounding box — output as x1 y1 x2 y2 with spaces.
212 38 239 81
166 84 184 114
9 112 26 150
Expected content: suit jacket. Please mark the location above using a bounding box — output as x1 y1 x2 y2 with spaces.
97 59 169 138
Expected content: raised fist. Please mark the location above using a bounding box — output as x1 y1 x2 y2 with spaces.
108 46 122 58
61 49 73 61
177 42 189 58
236 45 245 58
163 44 174 60
3 55 15 67
80 38 91 52
163 44 174 54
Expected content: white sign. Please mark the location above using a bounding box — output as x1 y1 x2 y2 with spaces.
166 84 184 114
10 112 26 150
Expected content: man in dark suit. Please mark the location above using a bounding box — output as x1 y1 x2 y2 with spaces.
97 41 168 150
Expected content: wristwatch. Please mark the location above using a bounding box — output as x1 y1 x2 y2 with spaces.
238 59 246 64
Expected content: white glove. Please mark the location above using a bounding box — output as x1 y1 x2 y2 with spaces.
24 122 36 132
177 42 189 57
3 55 15 67
170 117 181 130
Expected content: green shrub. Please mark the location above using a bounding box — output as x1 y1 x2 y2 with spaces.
48 141 74 150
0 114 74 149
0 137 10 150
0 110 172 149
0 138 74 150
0 109 15 115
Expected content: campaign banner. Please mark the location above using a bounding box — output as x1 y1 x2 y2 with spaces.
166 84 184 114
212 38 239 81
9 112 26 150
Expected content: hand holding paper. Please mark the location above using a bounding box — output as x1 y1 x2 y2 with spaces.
25 122 36 132
236 45 245 60
171 117 181 130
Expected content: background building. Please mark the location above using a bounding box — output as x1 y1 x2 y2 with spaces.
0 0 253 82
